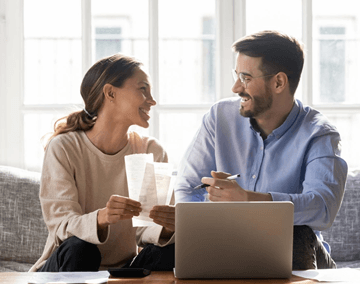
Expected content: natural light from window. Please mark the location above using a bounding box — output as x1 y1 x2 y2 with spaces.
23 0 360 172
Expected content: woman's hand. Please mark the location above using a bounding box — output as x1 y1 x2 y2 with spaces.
149 205 175 234
97 195 142 230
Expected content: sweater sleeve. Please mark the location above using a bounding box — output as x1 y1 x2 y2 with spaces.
40 136 109 246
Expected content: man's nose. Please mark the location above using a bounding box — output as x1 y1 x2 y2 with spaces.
231 79 245 94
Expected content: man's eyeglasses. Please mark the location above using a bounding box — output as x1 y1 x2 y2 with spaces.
232 69 276 89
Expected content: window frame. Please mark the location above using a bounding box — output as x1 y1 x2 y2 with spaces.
1 0 360 170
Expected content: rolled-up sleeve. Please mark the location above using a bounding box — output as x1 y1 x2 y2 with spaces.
270 132 348 230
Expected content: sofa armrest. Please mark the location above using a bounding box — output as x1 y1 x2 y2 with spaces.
0 166 48 265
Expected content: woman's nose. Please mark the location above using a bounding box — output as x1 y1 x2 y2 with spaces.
147 94 156 106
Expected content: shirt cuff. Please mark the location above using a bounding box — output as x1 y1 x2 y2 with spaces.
140 225 175 247
93 209 110 245
269 192 292 202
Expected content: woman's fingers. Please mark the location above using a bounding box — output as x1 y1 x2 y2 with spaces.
149 205 175 231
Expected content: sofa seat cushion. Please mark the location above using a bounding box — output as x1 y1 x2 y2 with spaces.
0 166 48 266
336 260 360 269
322 169 360 262
0 260 33 272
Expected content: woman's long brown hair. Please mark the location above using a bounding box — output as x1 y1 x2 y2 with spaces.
44 54 142 148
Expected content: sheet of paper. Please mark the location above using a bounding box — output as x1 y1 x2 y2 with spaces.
125 153 154 201
138 162 158 222
292 268 360 282
29 271 109 284
125 154 174 227
154 162 173 205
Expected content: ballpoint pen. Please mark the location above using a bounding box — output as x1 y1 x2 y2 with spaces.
194 173 241 190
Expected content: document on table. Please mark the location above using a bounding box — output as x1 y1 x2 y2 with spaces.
293 268 360 282
125 153 175 227
28 271 109 283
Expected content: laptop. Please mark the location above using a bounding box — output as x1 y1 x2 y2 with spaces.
175 202 294 279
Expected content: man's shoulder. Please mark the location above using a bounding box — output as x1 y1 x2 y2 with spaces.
208 97 243 118
213 96 241 108
298 103 339 137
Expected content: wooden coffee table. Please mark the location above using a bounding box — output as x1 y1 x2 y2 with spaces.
0 271 317 284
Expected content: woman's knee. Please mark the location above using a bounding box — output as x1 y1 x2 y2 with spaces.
64 236 100 258
58 236 101 271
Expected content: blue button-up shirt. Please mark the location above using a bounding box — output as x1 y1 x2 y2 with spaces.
174 98 347 251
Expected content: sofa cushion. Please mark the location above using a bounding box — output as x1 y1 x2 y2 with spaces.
0 166 48 265
336 260 360 269
0 260 33 272
322 169 360 262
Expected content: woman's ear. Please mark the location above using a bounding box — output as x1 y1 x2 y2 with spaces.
103 84 115 102
274 72 288 93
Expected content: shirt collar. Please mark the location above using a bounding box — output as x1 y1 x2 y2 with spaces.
248 99 301 139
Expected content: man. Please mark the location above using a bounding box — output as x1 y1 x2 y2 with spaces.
174 30 348 269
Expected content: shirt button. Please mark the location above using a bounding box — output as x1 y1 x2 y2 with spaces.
260 147 263 150
252 175 256 179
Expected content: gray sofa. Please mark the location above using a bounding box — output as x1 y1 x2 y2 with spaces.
0 165 359 272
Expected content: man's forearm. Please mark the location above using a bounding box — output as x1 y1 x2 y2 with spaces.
246 190 273 201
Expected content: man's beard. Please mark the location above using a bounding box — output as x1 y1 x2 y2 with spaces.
239 85 273 118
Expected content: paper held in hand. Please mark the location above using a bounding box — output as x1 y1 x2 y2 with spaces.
125 153 175 227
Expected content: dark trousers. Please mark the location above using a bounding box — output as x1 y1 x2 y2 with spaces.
38 226 336 272
38 236 101 272
292 225 336 269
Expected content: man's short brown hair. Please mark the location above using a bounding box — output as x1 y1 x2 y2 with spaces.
232 30 304 95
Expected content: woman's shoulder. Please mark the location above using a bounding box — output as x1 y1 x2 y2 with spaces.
46 131 83 153
128 131 168 162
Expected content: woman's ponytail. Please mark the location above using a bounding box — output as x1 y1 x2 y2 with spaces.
44 110 96 148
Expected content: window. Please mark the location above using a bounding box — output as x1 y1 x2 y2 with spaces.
95 27 123 62
19 0 218 171
312 0 360 168
23 0 83 170
319 26 346 103
1 0 360 171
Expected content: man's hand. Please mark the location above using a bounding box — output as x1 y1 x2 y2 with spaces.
97 195 142 230
149 205 175 233
202 171 248 201
202 171 273 202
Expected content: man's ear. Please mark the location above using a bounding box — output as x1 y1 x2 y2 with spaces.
103 84 115 101
274 72 288 93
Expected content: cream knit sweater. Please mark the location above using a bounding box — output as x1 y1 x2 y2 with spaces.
30 131 172 271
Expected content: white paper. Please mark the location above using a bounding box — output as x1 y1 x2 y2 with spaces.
125 154 174 227
29 271 109 284
154 162 173 205
292 268 360 282
138 162 158 222
125 153 154 200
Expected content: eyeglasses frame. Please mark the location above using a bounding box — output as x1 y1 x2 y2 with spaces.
232 69 276 89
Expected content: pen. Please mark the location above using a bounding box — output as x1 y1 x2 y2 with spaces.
194 174 241 190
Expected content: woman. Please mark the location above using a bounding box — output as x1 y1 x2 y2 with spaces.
30 54 175 272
